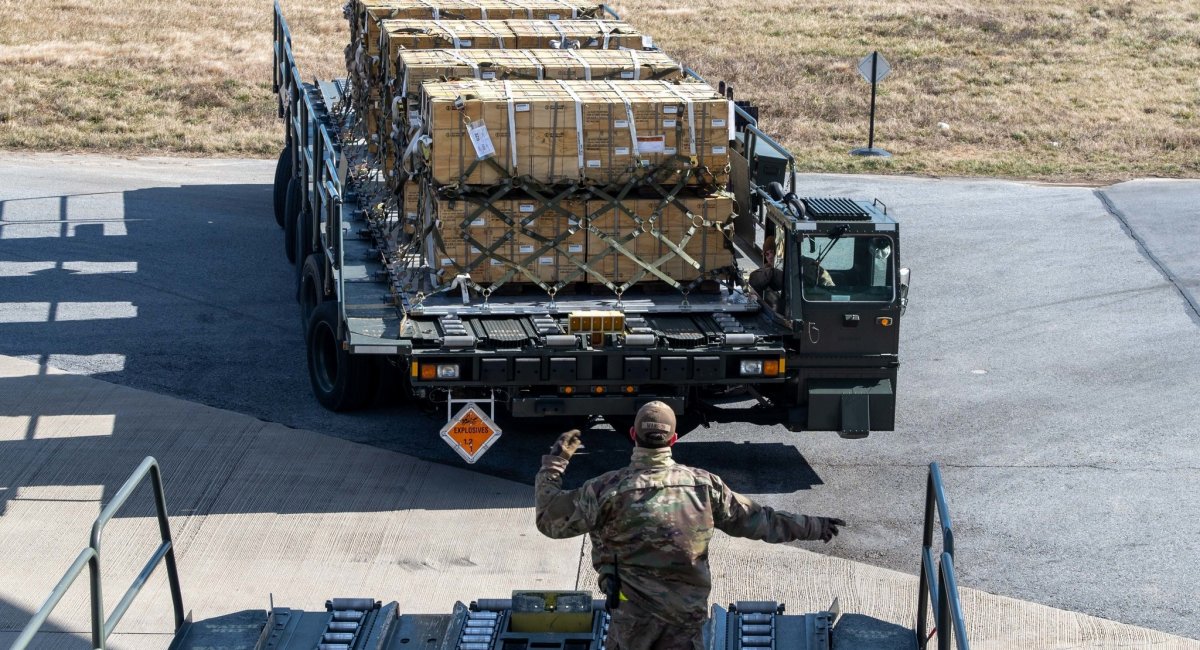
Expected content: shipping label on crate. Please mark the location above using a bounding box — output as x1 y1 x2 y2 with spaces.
467 120 496 159
636 135 665 153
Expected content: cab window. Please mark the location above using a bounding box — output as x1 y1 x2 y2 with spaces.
800 235 894 302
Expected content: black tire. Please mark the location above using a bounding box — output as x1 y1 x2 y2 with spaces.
296 205 315 274
299 253 326 330
273 147 292 228
283 178 300 264
306 301 372 411
372 357 412 407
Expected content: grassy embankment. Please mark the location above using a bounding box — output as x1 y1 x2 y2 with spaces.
0 0 1196 181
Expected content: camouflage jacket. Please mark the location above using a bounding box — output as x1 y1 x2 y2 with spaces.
535 447 827 626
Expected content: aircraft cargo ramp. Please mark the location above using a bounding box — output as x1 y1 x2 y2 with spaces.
1 354 1196 649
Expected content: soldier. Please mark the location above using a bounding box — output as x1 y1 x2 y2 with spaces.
535 402 846 650
749 235 834 311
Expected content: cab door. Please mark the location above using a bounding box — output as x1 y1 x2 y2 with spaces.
793 232 900 356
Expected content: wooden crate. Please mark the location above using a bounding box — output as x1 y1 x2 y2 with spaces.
380 49 683 188
379 19 644 53
424 192 588 285
418 79 729 189
385 47 681 115
354 0 606 60
585 193 735 284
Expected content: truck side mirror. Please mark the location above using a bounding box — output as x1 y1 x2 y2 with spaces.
899 267 911 315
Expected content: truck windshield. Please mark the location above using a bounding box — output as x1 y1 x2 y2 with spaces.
801 234 895 302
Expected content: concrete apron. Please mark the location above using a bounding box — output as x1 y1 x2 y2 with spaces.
0 354 1194 650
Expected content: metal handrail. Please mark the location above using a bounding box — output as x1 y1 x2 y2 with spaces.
275 1 349 323
9 456 185 650
916 463 969 650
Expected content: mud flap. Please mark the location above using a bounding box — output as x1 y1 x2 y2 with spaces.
806 379 895 438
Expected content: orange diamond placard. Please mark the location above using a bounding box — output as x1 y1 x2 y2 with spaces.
440 403 503 464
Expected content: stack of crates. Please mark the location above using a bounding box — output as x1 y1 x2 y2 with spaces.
343 0 737 292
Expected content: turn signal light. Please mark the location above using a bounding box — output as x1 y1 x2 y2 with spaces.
763 359 780 377
878 317 894 327
419 364 437 380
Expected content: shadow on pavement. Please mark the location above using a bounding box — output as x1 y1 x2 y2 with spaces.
0 596 91 650
833 613 918 649
0 182 816 527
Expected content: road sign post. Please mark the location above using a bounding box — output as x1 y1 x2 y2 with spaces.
851 51 892 158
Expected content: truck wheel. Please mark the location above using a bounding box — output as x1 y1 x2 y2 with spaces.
299 253 326 330
283 178 300 264
306 301 371 411
296 206 315 271
273 147 291 228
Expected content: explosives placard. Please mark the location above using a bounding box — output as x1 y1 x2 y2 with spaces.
440 402 502 464
418 79 730 188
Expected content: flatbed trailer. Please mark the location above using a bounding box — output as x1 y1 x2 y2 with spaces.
270 2 911 462
10 457 970 650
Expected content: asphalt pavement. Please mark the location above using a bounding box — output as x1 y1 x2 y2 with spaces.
1 153 1197 639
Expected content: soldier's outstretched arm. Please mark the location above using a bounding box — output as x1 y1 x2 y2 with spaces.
711 474 845 543
534 454 600 539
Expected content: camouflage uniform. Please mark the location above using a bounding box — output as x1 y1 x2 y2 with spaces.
535 447 832 649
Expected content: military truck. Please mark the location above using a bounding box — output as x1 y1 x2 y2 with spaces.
270 1 911 463
10 456 969 650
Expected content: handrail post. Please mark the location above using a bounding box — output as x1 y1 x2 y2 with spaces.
916 469 934 646
937 562 950 650
88 457 185 650
89 549 104 650
151 463 186 629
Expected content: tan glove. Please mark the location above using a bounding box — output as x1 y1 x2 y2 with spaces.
550 429 584 460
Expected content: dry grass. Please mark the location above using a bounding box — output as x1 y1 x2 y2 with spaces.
1 0 1197 181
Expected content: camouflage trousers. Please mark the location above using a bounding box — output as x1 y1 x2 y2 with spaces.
606 602 704 650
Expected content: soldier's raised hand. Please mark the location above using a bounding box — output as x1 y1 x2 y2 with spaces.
550 429 584 460
818 517 846 543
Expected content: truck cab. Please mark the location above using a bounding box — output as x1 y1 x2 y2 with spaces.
728 105 910 438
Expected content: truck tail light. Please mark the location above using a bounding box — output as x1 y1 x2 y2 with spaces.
417 363 461 380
